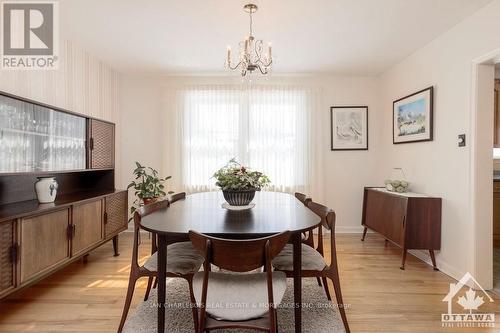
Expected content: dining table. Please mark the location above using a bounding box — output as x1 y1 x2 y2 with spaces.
139 191 321 333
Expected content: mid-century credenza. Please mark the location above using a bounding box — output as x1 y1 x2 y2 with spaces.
361 187 441 270
0 91 127 300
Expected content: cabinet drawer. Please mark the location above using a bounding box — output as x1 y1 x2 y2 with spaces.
0 220 15 296
20 209 70 283
494 181 500 193
104 192 127 238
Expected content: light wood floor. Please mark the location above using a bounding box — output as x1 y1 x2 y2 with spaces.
494 247 500 294
0 232 499 333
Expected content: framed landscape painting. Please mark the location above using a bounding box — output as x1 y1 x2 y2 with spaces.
330 106 368 151
393 86 434 144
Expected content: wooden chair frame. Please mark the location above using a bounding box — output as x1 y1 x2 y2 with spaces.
275 200 350 333
189 230 291 333
117 196 198 333
295 192 324 288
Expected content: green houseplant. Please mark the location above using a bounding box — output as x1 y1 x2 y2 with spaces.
213 158 270 206
127 162 171 214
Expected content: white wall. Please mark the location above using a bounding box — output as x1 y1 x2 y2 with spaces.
118 76 165 204
119 74 381 232
378 0 500 281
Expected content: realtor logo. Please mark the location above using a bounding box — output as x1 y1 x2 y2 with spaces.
1 1 59 69
442 272 495 328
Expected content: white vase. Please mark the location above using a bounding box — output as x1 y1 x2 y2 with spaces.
35 177 58 203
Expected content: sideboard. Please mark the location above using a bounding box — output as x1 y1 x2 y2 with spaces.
361 187 441 270
0 91 127 300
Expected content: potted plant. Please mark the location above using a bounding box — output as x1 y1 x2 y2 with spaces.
127 162 171 214
213 158 270 206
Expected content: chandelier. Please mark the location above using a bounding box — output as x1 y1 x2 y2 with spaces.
225 3 273 77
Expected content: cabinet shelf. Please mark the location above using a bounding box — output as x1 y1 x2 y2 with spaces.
0 127 85 141
0 167 113 177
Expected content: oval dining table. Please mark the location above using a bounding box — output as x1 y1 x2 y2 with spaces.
140 191 321 333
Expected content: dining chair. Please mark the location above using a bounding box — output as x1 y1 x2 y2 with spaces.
272 200 350 333
149 192 189 259
189 230 291 333
295 192 324 287
295 192 314 247
147 192 192 291
117 198 204 333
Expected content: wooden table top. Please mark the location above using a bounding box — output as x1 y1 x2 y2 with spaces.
140 191 321 237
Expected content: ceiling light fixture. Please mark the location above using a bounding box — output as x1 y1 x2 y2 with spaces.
225 3 272 77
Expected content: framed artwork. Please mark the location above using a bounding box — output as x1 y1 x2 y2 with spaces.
393 86 434 144
330 106 368 151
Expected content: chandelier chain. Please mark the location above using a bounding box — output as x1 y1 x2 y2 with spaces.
249 11 253 37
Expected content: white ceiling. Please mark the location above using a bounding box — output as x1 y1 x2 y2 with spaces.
60 0 492 76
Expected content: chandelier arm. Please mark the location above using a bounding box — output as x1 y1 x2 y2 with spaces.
257 64 268 75
228 60 244 70
255 57 272 67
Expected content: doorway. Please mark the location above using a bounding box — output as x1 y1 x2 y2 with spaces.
493 63 500 293
471 52 498 291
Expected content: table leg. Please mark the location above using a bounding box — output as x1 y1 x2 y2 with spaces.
157 234 167 333
292 232 302 333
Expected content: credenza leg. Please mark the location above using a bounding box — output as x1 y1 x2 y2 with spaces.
113 235 120 257
361 227 368 241
429 250 439 271
82 254 89 263
400 248 407 270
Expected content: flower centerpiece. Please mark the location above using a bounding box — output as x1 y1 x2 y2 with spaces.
213 158 270 206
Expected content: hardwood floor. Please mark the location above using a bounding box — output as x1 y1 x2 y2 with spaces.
494 247 500 295
0 232 499 333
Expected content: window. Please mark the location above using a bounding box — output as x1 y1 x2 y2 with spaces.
179 86 313 193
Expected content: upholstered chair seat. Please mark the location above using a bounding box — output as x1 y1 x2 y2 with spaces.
272 243 327 271
192 271 287 321
144 241 204 275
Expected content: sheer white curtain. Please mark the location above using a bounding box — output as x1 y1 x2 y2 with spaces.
165 84 321 195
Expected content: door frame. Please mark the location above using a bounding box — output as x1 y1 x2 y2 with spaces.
470 48 500 289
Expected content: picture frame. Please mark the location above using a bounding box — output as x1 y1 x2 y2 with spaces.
330 106 368 151
393 86 434 144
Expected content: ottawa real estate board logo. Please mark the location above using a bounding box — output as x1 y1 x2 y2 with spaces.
1 1 59 70
442 272 495 328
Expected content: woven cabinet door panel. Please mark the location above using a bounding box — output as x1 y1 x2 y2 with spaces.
0 221 14 295
105 192 127 238
90 120 114 169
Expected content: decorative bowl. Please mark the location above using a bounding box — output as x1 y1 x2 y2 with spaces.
222 189 256 206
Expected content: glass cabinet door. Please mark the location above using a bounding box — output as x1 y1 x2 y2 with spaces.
0 94 86 173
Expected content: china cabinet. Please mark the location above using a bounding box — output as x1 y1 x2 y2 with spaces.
0 91 127 300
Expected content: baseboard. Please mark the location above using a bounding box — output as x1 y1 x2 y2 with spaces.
408 249 465 284
335 225 367 234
